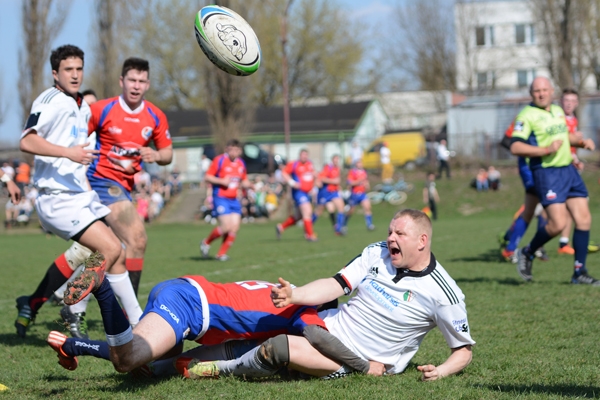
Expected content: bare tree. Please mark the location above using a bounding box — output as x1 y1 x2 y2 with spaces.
392 0 456 91
18 0 71 123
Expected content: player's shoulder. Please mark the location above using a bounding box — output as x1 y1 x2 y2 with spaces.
32 87 65 108
90 97 119 113
425 262 465 306
364 241 388 257
549 104 565 116
143 100 168 119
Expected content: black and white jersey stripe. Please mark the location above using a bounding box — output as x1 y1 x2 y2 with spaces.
430 269 459 305
41 88 61 104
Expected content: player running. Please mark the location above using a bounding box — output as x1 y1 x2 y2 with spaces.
313 154 345 235
200 139 252 261
344 159 374 231
276 149 317 241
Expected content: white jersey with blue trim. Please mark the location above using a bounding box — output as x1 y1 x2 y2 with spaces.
21 87 91 193
319 241 475 375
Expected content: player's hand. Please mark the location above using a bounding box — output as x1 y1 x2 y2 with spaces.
546 139 563 155
574 160 585 171
221 176 232 187
367 361 386 376
271 277 293 308
67 143 98 165
417 364 441 381
139 147 161 163
6 181 21 204
581 138 595 151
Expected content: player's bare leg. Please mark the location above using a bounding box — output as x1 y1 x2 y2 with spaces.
287 335 343 377
298 202 316 240
105 200 147 294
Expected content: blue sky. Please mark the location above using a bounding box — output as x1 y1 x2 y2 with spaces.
0 0 397 146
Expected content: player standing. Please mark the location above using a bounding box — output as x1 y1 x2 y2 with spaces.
314 154 345 235
200 139 251 261
16 45 138 337
511 77 598 284
276 149 317 241
344 159 374 230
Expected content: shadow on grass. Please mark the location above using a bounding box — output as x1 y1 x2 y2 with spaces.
454 277 522 286
0 333 48 347
186 256 218 262
449 248 505 263
485 384 600 398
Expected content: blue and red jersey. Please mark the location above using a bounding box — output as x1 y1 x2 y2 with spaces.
284 160 315 193
184 276 326 345
207 154 247 199
347 167 368 194
87 96 172 191
319 163 341 192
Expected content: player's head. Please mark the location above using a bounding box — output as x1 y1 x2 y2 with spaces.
529 77 554 110
560 87 579 116
82 89 97 105
354 159 363 169
119 57 150 109
50 45 84 97
298 149 309 162
225 139 242 159
387 209 432 270
331 154 340 165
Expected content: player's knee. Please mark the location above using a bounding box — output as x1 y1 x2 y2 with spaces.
257 335 290 369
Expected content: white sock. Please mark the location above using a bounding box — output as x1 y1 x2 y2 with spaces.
559 237 569 244
54 264 85 300
69 292 91 314
106 271 143 326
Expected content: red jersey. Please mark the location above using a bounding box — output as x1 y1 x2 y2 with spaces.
565 114 578 155
319 163 341 191
87 97 172 191
183 276 326 345
284 160 315 192
207 154 247 199
347 167 368 194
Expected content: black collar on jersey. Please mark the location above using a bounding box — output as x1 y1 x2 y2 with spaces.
54 84 84 108
392 252 436 283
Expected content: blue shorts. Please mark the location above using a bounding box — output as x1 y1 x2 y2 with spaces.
518 157 536 194
532 164 588 207
88 175 132 205
141 278 204 344
213 196 242 216
348 193 367 206
317 188 340 205
292 189 312 206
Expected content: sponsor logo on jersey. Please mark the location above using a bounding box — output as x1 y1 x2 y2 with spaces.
166 130 171 140
514 121 524 131
124 117 140 123
70 126 78 138
366 280 400 309
108 185 123 197
453 318 469 333
108 144 141 174
403 290 414 302
71 220 80 226
546 190 557 200
108 126 122 135
74 341 100 351
69 111 77 118
160 304 180 324
141 126 153 140
368 266 379 276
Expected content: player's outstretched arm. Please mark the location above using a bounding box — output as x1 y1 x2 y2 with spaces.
21 133 98 165
417 345 472 381
271 277 344 308
0 170 20 204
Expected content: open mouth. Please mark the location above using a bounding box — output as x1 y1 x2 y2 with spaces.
389 247 400 256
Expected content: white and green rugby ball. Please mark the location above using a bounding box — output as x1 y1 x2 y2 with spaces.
194 5 261 76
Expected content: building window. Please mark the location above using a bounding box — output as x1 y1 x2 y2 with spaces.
517 69 536 87
515 24 535 44
475 26 494 46
477 71 496 89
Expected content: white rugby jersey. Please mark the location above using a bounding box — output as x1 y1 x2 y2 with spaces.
21 87 91 193
320 241 475 375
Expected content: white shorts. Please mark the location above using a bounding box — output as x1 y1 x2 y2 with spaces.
35 191 111 240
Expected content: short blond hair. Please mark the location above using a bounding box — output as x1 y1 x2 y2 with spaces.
393 209 432 238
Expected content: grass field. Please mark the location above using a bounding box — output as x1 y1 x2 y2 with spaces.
1 169 600 399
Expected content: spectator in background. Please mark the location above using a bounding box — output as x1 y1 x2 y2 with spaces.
380 142 393 184
82 89 98 105
14 161 31 195
487 166 501 191
199 154 211 190
423 173 440 220
134 169 151 192
350 140 363 165
135 191 150 222
475 168 489 192
436 139 451 179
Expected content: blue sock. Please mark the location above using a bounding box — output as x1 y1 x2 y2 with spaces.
312 213 318 223
94 279 131 336
572 229 590 276
527 226 553 256
365 215 373 227
336 213 344 231
62 337 110 360
507 217 528 251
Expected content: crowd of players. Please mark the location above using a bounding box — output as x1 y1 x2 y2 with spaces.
0 41 597 388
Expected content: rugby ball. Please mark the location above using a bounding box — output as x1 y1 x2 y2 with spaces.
194 6 261 76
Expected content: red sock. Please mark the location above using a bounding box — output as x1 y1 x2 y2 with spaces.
303 219 314 237
55 254 74 278
125 258 144 272
281 216 297 230
217 232 237 257
205 227 223 244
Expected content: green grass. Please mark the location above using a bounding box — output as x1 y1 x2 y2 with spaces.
1 168 600 399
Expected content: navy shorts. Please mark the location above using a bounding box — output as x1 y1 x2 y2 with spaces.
317 188 340 205
141 278 205 344
532 164 588 207
292 189 311 206
88 175 132 205
213 196 242 216
348 193 367 206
